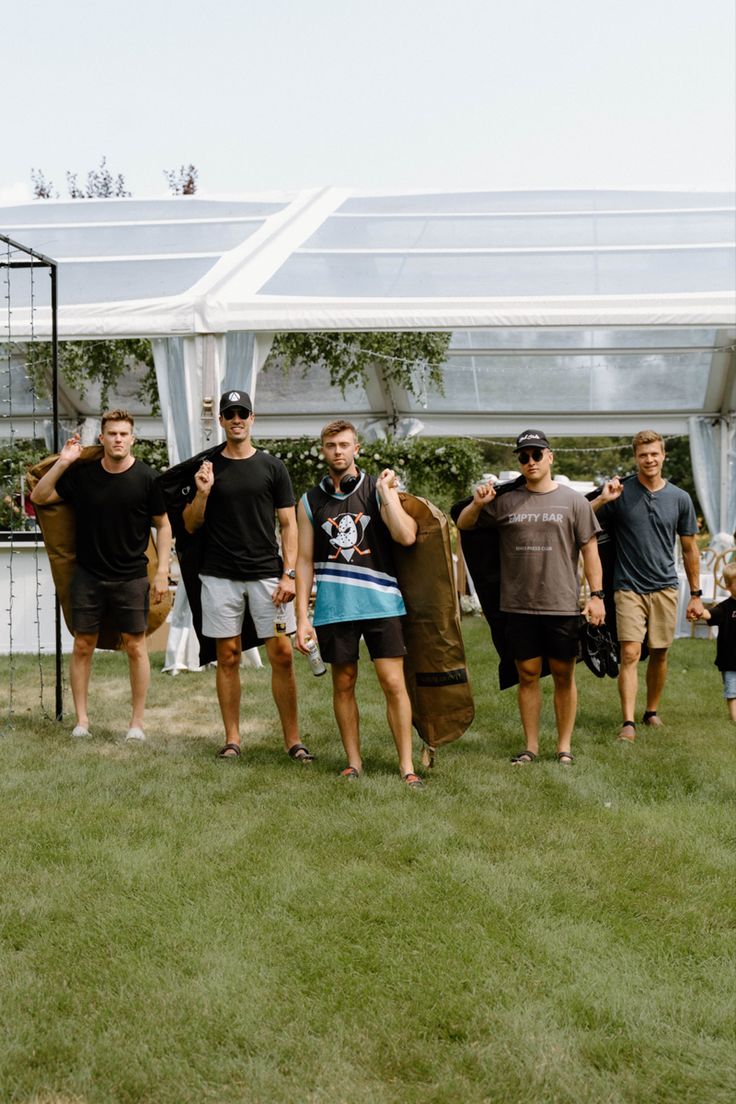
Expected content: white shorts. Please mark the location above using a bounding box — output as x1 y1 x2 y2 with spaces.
199 575 296 640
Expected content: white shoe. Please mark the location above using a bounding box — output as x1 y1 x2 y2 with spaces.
71 724 90 738
125 727 146 742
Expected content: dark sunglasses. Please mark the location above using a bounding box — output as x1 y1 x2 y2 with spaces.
517 448 545 464
221 406 251 420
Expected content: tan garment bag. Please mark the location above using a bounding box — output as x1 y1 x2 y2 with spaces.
394 494 474 751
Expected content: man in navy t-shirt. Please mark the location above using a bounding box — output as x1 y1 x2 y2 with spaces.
594 429 704 741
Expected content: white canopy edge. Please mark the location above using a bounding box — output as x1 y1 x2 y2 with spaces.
5 291 735 341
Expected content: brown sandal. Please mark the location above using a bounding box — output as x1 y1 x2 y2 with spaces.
217 742 241 759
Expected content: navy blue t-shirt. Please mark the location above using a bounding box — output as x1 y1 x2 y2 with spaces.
597 479 697 593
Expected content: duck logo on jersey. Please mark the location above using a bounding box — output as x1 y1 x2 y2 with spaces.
322 511 371 561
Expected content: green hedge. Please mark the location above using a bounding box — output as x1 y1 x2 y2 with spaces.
257 435 483 514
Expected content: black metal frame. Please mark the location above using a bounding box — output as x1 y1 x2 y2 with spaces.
1 233 62 719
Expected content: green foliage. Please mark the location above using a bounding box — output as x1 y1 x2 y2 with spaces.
0 629 733 1103
258 434 482 511
27 338 159 415
270 331 451 399
0 439 45 530
133 438 170 472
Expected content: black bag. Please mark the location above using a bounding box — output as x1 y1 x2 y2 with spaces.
580 622 619 679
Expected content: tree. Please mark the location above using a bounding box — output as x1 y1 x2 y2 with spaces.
163 165 198 195
66 156 131 199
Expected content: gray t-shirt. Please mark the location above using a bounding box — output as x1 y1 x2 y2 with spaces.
596 478 697 593
476 483 600 615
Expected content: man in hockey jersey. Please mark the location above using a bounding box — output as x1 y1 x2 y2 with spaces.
295 420 424 787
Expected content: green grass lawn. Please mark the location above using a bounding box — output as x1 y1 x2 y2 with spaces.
1 620 734 1104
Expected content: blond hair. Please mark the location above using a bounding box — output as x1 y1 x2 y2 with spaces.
632 429 664 453
320 419 358 442
722 562 736 585
101 409 135 431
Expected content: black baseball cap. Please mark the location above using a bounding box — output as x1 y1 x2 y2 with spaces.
219 389 252 414
513 429 552 453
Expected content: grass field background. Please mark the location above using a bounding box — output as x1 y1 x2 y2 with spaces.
1 618 734 1104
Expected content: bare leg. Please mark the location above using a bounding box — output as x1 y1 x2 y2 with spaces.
728 699 736 723
216 636 242 753
645 647 669 714
618 640 642 726
549 656 577 755
121 632 149 730
516 656 543 756
69 631 98 728
263 635 299 750
374 656 415 777
331 662 361 771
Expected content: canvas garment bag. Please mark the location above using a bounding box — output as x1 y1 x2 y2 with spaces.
27 446 171 651
393 494 474 753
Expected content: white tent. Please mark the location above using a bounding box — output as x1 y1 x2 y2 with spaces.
2 187 735 526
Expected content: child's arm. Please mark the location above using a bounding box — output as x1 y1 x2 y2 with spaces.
694 607 712 622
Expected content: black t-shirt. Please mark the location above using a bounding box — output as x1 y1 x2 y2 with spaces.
707 596 736 671
198 449 295 580
57 459 166 580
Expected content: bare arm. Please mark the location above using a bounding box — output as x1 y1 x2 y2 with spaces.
681 534 705 620
273 505 297 606
456 481 496 529
580 536 605 626
295 499 316 653
182 459 214 533
30 435 82 505
376 469 417 546
591 477 622 513
151 513 172 604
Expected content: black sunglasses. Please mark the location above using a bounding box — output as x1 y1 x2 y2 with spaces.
221 406 251 420
517 448 545 464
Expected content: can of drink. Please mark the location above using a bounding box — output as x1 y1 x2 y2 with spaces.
305 637 327 676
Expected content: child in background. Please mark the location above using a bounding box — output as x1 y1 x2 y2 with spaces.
693 561 736 722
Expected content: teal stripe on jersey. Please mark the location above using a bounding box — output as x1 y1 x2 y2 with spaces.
313 578 406 626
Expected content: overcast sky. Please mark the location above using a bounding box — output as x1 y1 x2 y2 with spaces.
2 0 734 202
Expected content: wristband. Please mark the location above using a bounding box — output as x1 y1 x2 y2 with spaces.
690 589 703 597
590 590 605 599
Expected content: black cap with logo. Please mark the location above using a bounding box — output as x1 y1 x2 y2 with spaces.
219 389 252 414
513 429 552 453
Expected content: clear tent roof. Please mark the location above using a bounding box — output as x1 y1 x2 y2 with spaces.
1 188 735 437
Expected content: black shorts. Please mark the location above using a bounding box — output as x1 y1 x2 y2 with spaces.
505 613 582 663
315 616 407 666
71 565 149 636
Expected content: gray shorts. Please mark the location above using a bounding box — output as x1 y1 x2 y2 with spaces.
199 575 296 640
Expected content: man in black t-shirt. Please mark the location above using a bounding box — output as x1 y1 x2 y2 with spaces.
182 389 310 762
30 410 172 742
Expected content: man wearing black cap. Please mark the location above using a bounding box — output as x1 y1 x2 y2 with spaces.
457 429 605 764
181 390 309 762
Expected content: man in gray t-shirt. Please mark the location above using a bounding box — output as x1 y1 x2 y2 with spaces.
458 429 605 766
594 429 704 741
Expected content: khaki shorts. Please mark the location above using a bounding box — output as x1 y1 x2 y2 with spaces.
614 588 679 649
